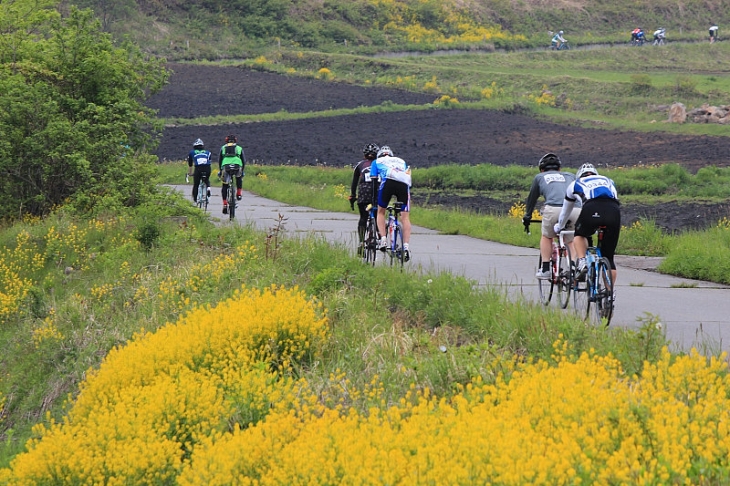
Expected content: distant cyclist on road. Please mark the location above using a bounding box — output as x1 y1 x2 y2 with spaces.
522 153 581 280
372 145 412 262
554 163 621 288
551 30 566 50
349 143 379 255
710 25 719 43
218 134 246 215
653 28 666 45
187 138 212 203
631 28 645 45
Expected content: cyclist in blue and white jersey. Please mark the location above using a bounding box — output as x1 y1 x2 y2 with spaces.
187 138 212 203
554 163 621 285
371 145 412 261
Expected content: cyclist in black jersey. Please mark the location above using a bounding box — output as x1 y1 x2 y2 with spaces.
349 143 379 255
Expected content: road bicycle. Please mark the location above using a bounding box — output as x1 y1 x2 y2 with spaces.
195 174 210 212
220 164 240 221
526 220 574 308
362 204 379 266
384 202 406 268
551 41 570 51
572 226 614 326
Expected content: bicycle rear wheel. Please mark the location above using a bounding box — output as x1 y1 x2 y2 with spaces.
363 217 378 266
537 255 554 306
593 257 614 326
390 224 404 268
227 186 236 221
198 182 208 212
556 246 572 309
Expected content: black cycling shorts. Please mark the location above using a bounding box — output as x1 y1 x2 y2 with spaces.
575 198 621 269
377 179 410 211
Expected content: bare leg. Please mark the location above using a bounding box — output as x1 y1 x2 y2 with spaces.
401 211 411 244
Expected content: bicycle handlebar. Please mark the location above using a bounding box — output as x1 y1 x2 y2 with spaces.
523 218 542 234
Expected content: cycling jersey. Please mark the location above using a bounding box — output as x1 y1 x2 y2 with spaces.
565 174 618 203
350 159 376 205
219 143 245 169
524 170 577 213
372 155 411 187
188 149 212 167
556 174 619 231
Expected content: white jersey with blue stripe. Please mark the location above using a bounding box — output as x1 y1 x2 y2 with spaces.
372 155 411 187
565 174 618 203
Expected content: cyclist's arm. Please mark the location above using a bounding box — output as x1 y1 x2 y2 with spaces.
556 197 576 230
350 162 361 198
239 146 246 171
523 177 541 219
218 148 224 171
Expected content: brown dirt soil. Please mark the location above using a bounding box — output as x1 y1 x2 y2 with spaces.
150 63 730 233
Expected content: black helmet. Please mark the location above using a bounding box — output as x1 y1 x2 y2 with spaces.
225 134 237 144
538 153 561 171
363 143 379 158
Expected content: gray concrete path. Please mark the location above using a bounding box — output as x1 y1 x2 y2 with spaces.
174 185 730 354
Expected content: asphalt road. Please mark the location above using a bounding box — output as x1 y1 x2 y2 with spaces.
173 185 730 355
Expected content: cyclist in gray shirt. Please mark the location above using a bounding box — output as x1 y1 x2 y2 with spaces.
522 153 581 279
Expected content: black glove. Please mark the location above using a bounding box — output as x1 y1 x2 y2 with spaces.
349 195 356 210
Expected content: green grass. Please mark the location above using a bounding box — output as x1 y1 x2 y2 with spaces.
0 188 671 468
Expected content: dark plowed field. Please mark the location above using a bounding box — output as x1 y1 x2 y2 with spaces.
150 63 730 232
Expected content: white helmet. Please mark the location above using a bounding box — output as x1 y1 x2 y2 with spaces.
193 138 204 148
576 163 598 179
377 145 393 158
559 30 564 35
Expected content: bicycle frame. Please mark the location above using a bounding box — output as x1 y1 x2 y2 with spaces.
528 219 573 309
196 174 209 212
385 203 405 267
362 204 379 266
573 227 614 326
222 164 239 220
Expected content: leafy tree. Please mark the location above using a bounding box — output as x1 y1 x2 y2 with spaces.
0 0 168 220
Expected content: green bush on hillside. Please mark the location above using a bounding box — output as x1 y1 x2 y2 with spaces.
0 1 168 221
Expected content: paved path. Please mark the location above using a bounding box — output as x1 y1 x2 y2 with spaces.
174 185 730 354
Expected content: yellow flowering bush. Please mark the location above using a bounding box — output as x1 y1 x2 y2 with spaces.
0 285 328 485
508 201 540 221
0 231 44 323
433 94 459 106
180 348 730 485
481 81 504 99
529 85 557 106
423 75 440 93
316 67 334 80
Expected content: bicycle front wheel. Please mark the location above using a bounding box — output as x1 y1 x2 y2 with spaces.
592 257 614 326
390 224 404 268
556 246 572 309
573 268 590 320
537 254 554 306
363 218 378 266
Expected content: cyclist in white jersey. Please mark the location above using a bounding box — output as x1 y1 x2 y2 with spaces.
555 163 621 285
371 145 412 261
